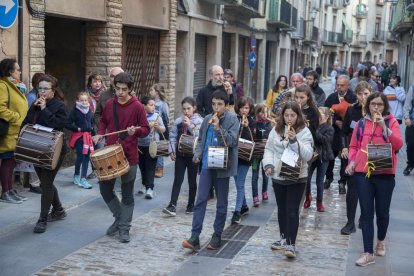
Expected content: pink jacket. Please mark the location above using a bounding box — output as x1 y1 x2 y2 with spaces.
348 114 403 175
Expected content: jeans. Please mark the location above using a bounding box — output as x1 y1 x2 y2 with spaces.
273 181 306 245
233 163 250 212
156 156 164 169
74 139 90 178
306 160 329 200
355 173 395 254
138 146 157 189
251 159 268 198
35 154 65 219
169 155 198 207
99 165 137 206
326 152 347 184
406 125 414 167
192 169 229 236
345 175 358 223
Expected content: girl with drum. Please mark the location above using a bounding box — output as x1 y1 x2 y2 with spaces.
137 96 166 199
23 74 68 233
162 97 203 216
66 92 95 189
231 96 255 224
263 102 314 258
345 93 403 266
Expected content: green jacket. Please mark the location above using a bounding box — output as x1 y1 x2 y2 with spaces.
0 78 28 153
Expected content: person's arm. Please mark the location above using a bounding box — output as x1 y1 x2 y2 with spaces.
65 109 79 132
395 86 406 103
265 88 274 108
385 118 404 152
156 114 166 134
289 128 314 163
193 117 207 163
133 103 151 138
215 115 239 148
262 129 276 172
316 125 334 145
403 86 413 123
0 84 21 123
40 101 67 129
169 119 178 154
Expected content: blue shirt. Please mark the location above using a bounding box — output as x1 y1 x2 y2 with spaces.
202 125 218 169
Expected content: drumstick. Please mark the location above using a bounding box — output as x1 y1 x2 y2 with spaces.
100 127 141 138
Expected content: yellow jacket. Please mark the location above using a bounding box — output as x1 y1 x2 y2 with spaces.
0 78 28 153
265 87 282 109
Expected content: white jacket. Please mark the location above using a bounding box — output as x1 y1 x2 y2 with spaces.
262 125 314 181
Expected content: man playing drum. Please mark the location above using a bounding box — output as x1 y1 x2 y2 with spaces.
93 72 150 243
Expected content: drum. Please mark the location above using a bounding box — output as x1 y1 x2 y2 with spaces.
90 144 130 181
279 161 301 181
149 140 170 158
238 138 255 161
367 143 393 172
15 124 64 170
178 134 197 155
252 139 266 158
207 146 228 169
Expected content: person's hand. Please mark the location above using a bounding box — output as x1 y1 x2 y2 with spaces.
127 126 140 136
335 120 343 129
345 161 355 176
287 127 296 141
211 115 220 130
36 97 46 110
170 152 176 161
194 157 200 164
341 148 349 159
92 135 103 144
223 81 232 94
265 167 273 176
242 117 249 128
374 113 386 128
405 118 412 127
183 116 191 126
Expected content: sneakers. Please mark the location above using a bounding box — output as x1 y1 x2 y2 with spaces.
341 222 356 235
185 204 194 214
106 219 119 236
29 186 42 194
11 189 28 201
145 188 155 199
137 185 146 195
270 238 286 250
262 191 269 201
47 208 67 222
240 205 249 216
253 196 260 207
86 171 97 179
73 175 81 186
33 218 47 233
324 178 333 189
403 165 413 176
0 191 22 204
375 240 386 256
303 193 312 209
182 233 200 250
155 167 164 178
7 190 24 203
231 211 241 224
207 233 221 250
163 204 177 217
79 178 92 189
284 244 296 258
355 252 375 266
339 182 347 194
316 199 325 212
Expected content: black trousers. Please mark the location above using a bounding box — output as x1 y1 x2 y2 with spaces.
169 155 198 207
325 151 347 184
35 154 65 219
345 175 358 223
406 125 414 167
138 146 157 189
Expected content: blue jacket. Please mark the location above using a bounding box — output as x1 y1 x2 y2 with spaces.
66 105 94 134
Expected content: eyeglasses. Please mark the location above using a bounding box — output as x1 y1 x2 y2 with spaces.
37 87 52 92
373 75 380 78
370 102 384 107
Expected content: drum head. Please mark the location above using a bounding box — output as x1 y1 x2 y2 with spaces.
149 141 158 158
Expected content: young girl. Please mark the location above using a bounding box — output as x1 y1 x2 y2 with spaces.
86 73 106 113
66 92 95 189
304 107 334 211
231 96 256 224
262 102 313 258
149 84 169 178
265 75 288 117
162 97 203 216
138 96 165 199
251 104 273 207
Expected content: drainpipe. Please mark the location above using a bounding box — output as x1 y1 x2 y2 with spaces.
18 0 23 80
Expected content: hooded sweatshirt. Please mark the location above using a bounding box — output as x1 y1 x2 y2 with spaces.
383 85 406 120
169 113 203 156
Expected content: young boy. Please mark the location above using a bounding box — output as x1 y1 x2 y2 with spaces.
182 90 239 250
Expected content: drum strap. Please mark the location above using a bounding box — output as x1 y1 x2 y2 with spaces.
113 102 129 140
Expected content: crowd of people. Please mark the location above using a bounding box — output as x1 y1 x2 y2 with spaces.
0 58 413 268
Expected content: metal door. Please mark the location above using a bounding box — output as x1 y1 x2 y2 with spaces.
193 34 208 98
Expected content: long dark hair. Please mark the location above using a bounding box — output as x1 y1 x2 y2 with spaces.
295 84 320 121
38 74 64 100
273 75 288 92
364 92 390 117
235 96 255 116
275 101 306 135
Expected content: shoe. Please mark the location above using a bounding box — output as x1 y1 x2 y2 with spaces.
185 204 194 214
240 205 249 216
155 168 164 178
284 244 296 258
145 188 155 199
0 191 22 204
86 171 97 180
316 199 325 212
303 193 312 209
106 219 119 236
262 191 269 201
270 238 286 250
339 182 347 194
207 233 221 250
79 178 92 189
47 208 67 222
231 211 241 224
29 186 42 194
119 229 130 243
10 189 27 201
355 253 375 266
162 204 176 216
33 218 47 233
106 198 121 236
137 185 146 195
403 166 413 176
324 178 333 189
73 175 81 186
182 233 200 250
253 196 260 207
375 240 386 256
341 222 356 235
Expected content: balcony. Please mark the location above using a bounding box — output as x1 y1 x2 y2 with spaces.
267 0 296 31
201 0 237 4
351 34 368 47
291 17 305 39
343 29 353 44
386 32 398 43
370 31 386 44
390 0 414 34
321 30 343 46
303 20 319 44
355 4 368 19
376 0 384 6
225 0 265 19
325 0 344 9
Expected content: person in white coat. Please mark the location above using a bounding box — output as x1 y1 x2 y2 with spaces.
383 75 406 124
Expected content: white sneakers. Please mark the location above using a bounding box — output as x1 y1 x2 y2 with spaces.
145 188 155 199
375 240 386 256
355 252 375 266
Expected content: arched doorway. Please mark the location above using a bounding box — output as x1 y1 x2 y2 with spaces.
365 51 372 62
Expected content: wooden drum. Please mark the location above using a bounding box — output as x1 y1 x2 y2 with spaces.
252 139 266 159
238 138 255 162
178 134 197 155
207 146 228 169
90 144 130 181
149 140 170 158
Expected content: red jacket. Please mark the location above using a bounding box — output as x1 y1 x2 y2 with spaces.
348 114 403 175
98 96 150 165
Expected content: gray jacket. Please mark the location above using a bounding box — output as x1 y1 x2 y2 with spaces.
193 111 239 178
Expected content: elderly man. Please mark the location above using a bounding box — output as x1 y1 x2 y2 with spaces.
196 65 233 117
349 68 378 93
324 75 356 194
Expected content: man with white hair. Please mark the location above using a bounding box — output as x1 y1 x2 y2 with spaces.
272 73 304 114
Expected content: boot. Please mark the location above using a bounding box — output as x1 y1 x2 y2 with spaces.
154 168 163 178
303 193 312 209
316 199 325 212
118 202 134 243
106 198 121 236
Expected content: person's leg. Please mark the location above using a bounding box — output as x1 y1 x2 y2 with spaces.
251 166 259 198
325 154 337 181
374 175 395 242
316 161 329 201
306 161 317 195
284 182 306 245
74 139 83 177
118 165 138 242
273 181 287 238
192 169 213 235
261 166 269 194
138 146 147 188
0 158 16 192
81 153 90 179
405 126 414 172
145 150 157 190
346 176 358 224
213 176 230 236
169 155 187 206
186 157 198 207
234 164 249 212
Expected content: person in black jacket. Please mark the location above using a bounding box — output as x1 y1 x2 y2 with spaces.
306 70 326 107
23 74 68 234
340 81 373 235
324 75 356 193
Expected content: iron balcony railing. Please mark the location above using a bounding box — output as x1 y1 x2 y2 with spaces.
242 0 259 11
322 30 343 44
371 30 386 41
353 34 368 45
356 3 368 18
280 0 292 25
268 0 296 29
291 17 305 39
304 20 319 42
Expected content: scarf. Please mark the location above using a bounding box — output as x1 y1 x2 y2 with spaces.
87 85 105 103
8 77 27 93
76 101 90 115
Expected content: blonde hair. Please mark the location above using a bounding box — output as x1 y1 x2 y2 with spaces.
318 107 332 125
151 83 167 102
77 91 89 100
